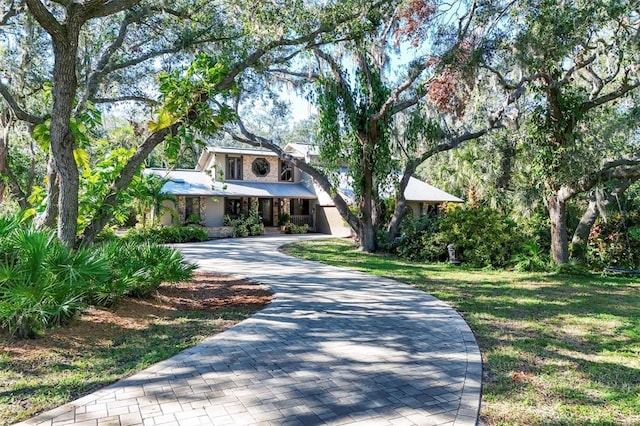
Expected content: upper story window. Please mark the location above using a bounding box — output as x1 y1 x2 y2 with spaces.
252 158 270 177
226 156 242 180
279 160 293 182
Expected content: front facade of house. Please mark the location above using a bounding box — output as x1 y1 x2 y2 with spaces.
145 144 462 237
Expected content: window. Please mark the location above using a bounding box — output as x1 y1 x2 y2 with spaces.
279 160 293 182
226 156 242 180
252 158 270 177
290 198 310 215
225 198 242 218
185 197 201 222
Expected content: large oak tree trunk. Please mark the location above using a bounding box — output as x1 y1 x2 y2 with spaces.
547 193 569 265
358 154 377 253
50 38 80 247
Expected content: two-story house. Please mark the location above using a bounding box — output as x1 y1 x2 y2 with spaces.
144 144 462 237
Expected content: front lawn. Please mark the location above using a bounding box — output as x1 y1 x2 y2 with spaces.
282 238 640 426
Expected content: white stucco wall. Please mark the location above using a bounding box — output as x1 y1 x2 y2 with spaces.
159 200 175 226
204 197 225 227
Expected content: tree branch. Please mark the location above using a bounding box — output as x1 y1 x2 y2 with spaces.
92 95 158 105
24 0 64 36
559 158 640 201
80 0 141 21
580 74 640 112
0 82 45 124
1 0 21 25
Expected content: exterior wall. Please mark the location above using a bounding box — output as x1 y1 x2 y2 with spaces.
159 200 175 226
407 201 422 218
211 153 283 183
315 205 352 237
204 197 225 227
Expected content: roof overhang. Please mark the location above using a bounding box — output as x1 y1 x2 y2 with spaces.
143 169 316 198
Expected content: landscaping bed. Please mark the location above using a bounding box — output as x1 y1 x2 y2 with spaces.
0 272 272 425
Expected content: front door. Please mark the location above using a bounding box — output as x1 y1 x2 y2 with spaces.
258 198 273 226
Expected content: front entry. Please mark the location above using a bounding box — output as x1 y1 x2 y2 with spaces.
258 198 273 226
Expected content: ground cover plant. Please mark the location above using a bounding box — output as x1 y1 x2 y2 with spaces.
0 273 272 425
282 238 640 426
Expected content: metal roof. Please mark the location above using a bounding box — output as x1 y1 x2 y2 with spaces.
204 146 280 157
143 169 316 198
404 177 463 202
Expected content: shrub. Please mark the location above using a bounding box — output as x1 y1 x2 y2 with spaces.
511 238 551 272
225 206 264 238
285 223 309 234
394 215 444 261
123 225 208 244
0 219 110 338
98 240 196 299
278 213 291 226
587 210 640 270
437 205 524 268
391 205 525 268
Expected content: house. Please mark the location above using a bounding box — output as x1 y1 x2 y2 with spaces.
144 144 462 237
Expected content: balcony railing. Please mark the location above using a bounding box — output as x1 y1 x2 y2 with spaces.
290 215 312 227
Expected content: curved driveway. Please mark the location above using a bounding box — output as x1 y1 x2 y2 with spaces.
17 235 481 426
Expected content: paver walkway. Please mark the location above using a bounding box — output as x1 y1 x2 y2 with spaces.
17 235 481 426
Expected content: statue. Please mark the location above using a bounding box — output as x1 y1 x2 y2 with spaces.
447 243 461 265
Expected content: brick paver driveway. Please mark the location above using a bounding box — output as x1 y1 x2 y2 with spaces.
17 235 481 426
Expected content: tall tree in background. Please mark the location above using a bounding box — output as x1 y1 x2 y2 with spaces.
233 0 498 252
486 0 640 264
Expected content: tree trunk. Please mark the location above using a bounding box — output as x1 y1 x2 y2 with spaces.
571 182 632 260
358 144 377 253
50 31 81 247
547 193 569 265
570 191 598 261
386 163 416 244
0 112 30 209
35 155 59 228
0 112 10 204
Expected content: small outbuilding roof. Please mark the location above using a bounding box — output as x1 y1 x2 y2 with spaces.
404 177 463 203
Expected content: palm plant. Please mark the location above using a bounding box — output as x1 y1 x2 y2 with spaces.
0 214 109 338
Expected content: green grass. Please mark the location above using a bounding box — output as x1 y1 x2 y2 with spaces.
0 309 252 425
282 238 640 426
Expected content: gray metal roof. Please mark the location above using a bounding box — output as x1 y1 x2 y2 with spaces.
143 169 316 198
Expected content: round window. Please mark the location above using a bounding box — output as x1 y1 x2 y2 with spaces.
252 158 270 177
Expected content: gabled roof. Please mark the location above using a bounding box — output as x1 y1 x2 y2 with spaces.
285 143 319 157
404 177 463 202
143 169 316 198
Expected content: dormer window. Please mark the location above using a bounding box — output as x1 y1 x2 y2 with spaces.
226 156 242 180
280 160 293 182
252 158 270 177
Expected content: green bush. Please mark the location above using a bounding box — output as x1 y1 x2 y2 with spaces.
587 211 640 270
390 215 444 262
123 225 208 244
391 205 525 268
98 240 196 299
224 205 264 238
437 205 524 268
277 212 290 226
0 216 110 338
510 238 551 272
285 223 309 234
